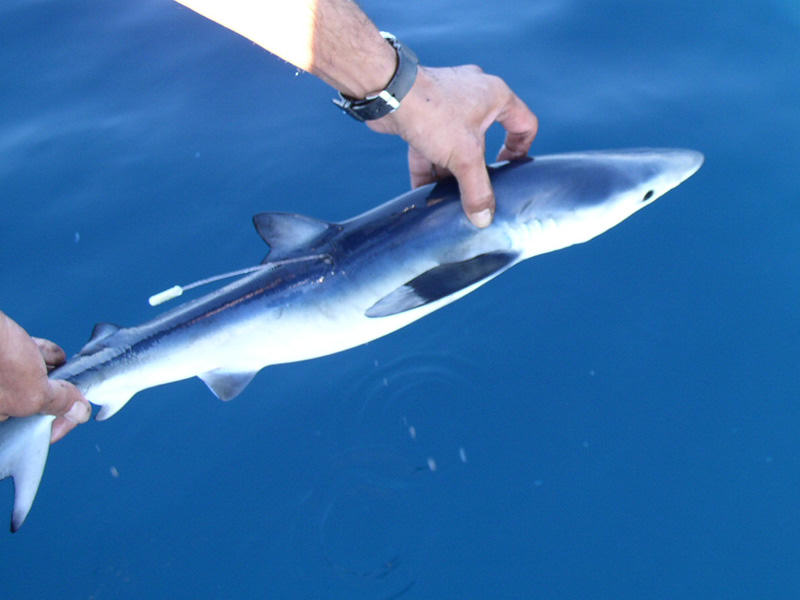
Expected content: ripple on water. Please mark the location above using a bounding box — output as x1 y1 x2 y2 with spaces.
290 350 482 597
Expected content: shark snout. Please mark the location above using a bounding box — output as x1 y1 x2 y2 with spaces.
634 149 704 206
663 149 705 184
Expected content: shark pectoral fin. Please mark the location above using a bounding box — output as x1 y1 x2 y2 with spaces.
199 369 257 402
365 251 518 318
0 415 54 532
253 212 337 262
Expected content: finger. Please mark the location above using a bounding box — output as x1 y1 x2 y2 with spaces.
450 150 495 228
50 400 92 443
496 95 539 161
408 146 436 188
50 416 78 443
408 147 454 188
41 379 90 419
32 337 67 370
48 389 91 444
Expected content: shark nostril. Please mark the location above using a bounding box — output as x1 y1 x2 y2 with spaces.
642 190 654 202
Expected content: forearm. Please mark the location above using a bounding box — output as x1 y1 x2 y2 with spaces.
173 0 396 97
173 0 538 228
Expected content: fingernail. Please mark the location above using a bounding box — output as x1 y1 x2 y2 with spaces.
64 401 91 424
470 208 493 228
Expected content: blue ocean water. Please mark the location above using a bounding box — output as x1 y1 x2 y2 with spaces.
1 0 798 598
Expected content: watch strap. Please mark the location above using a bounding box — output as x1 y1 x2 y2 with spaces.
333 32 419 122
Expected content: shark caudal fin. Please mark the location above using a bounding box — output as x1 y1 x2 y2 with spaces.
0 414 55 532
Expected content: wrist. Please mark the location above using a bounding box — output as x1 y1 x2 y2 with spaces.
333 33 419 122
338 33 398 99
366 65 432 135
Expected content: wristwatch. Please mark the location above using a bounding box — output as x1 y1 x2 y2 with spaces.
333 32 419 122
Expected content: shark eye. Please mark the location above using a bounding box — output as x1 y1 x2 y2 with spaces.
642 190 654 202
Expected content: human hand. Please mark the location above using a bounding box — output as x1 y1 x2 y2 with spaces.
368 65 538 228
0 312 91 443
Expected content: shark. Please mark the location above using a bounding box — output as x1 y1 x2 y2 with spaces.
0 148 703 531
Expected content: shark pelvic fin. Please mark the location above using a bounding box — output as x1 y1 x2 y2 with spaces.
365 251 518 318
0 414 54 532
253 212 337 262
94 388 138 421
199 369 257 401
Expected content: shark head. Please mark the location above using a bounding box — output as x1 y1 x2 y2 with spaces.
491 148 704 258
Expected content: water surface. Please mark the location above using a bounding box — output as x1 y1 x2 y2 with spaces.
1 1 798 598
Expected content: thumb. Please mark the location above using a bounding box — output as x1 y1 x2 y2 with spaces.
47 380 91 443
40 379 87 417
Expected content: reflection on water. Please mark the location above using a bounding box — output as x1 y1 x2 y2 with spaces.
298 447 422 598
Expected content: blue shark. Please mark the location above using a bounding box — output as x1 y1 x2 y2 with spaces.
0 148 703 531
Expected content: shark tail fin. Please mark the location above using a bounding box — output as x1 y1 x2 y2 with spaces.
0 414 55 532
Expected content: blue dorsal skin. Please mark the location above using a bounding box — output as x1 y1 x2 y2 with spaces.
0 149 703 531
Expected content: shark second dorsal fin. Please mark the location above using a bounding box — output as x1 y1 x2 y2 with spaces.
365 251 518 318
253 212 336 262
89 322 120 341
78 323 121 357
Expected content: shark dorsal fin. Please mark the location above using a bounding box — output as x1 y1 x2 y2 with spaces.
253 212 336 262
89 322 120 341
365 251 518 318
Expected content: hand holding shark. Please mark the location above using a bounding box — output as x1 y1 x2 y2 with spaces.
0 314 90 442
367 65 538 228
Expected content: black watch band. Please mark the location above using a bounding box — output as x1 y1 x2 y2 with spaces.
332 32 419 122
